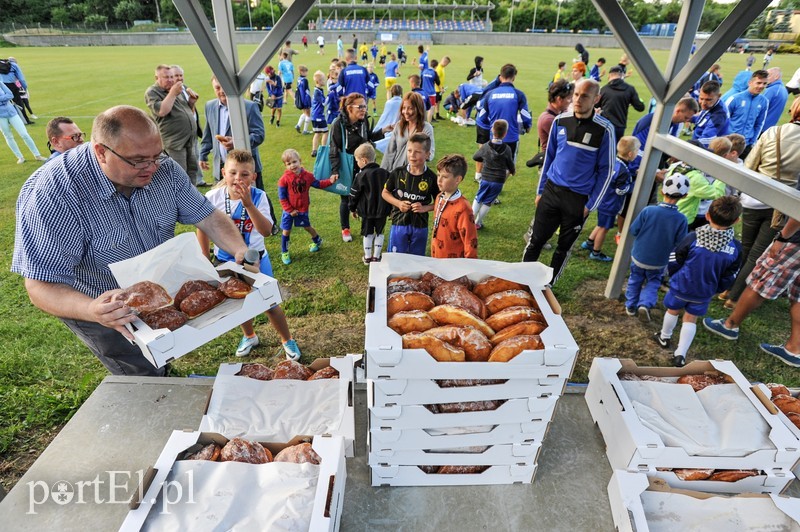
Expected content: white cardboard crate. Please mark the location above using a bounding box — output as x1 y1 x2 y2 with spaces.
586 358 800 472
753 382 800 441
199 355 357 457
369 376 566 408
120 431 346 532
645 467 795 495
608 471 800 532
371 463 537 486
364 254 578 381
368 420 549 451
368 441 542 466
127 262 282 369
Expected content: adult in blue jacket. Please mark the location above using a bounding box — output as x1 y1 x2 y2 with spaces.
341 49 370 98
724 69 769 157
200 78 266 189
692 81 731 148
476 64 532 159
762 67 789 131
0 57 32 124
522 79 616 285
720 69 752 103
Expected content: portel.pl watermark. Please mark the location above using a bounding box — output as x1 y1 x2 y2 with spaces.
27 470 195 515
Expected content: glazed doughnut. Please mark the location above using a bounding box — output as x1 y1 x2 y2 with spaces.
174 280 216 309
219 437 271 464
489 320 548 346
387 276 432 296
402 332 466 362
485 306 544 333
773 394 800 415
218 277 251 299
423 326 492 362
787 412 800 430
672 468 714 481
179 289 227 319
484 290 537 315
488 335 544 362
473 276 529 299
708 470 759 482
215 134 228 142
274 442 321 464
388 310 437 335
418 465 440 474
421 272 472 291
307 366 340 380
437 465 489 474
768 383 791 398
428 305 494 338
186 442 221 461
676 374 726 392
432 282 487 319
237 363 274 381
120 280 173 313
273 360 313 380
387 291 435 317
139 306 188 331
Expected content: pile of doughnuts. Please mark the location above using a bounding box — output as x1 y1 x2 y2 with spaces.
236 361 340 382
185 438 321 465
386 273 547 363
425 400 505 414
655 467 759 482
122 277 253 331
767 383 800 430
417 465 490 474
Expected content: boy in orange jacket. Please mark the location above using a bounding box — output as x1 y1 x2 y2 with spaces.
431 154 478 258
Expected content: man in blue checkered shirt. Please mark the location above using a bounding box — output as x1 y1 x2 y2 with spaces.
11 105 249 376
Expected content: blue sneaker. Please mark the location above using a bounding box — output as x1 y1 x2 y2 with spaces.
580 240 592 251
236 335 259 357
309 238 322 252
589 251 612 262
760 343 800 367
702 318 739 340
283 339 302 361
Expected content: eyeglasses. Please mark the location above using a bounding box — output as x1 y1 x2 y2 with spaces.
101 143 168 170
350 104 368 110
60 133 85 142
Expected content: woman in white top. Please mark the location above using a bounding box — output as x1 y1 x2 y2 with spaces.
380 91 434 172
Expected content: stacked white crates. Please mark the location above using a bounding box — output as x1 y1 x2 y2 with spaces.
364 254 579 486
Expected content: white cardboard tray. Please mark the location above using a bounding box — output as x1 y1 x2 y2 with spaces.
371 463 538 486
646 467 795 495
368 441 542 467
586 358 800 472
368 421 549 451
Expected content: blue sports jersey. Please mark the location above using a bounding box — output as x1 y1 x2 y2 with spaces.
589 64 602 82
312 86 326 121
475 76 502 130
691 100 731 147
412 88 430 111
341 63 370 98
385 60 400 78
725 90 769 145
294 76 311 109
278 59 294 84
326 82 344 124
421 67 437 97
418 51 428 71
477 82 532 143
367 72 379 99
267 75 284 98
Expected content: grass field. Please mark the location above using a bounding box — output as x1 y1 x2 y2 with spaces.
0 43 797 491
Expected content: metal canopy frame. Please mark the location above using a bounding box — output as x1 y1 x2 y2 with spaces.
593 0 800 299
172 0 317 151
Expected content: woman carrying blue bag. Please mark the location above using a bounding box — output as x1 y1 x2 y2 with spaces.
328 93 392 242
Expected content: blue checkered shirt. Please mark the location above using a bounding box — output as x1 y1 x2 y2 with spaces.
12 143 214 298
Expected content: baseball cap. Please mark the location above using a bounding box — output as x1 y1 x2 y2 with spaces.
662 173 691 197
609 65 624 75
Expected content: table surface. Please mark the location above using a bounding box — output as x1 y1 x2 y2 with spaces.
0 376 615 531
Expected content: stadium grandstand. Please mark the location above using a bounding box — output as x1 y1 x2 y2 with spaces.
314 1 493 32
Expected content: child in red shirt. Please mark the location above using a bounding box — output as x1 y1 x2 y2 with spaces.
431 154 478 258
277 148 337 264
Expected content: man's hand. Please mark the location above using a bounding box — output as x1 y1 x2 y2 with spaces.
769 240 785 259
169 80 184 97
535 194 542 207
93 290 138 340
584 207 590 218
199 161 210 171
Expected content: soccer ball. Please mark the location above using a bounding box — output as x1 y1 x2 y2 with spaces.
662 173 690 197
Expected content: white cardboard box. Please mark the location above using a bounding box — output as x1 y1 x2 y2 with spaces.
119 431 346 532
608 471 800 532
368 441 542 467
369 376 566 408
364 254 578 381
199 356 357 457
371 463 537 486
586 358 800 472
645 467 795 494
368 421 549 451
753 382 800 441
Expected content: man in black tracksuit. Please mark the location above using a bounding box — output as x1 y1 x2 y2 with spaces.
598 66 644 140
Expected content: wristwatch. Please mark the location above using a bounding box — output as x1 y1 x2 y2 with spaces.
775 232 790 243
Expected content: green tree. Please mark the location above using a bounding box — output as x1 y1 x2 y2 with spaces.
562 0 606 31
114 0 144 23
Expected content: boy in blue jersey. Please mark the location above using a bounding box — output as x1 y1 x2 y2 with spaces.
579 136 639 262
311 71 328 158
421 60 440 122
625 174 689 322
384 53 401 99
589 58 606 82
654 196 742 367
417 45 429 71
294 65 312 135
366 63 380 116
326 65 344 126
408 74 431 112
278 52 294 100
265 65 284 127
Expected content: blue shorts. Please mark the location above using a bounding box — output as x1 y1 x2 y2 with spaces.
272 97 284 109
475 181 504 205
596 211 617 230
281 211 311 230
389 225 428 256
663 290 710 317
312 119 328 132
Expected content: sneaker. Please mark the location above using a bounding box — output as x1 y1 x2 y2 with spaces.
295 125 302 133
283 339 302 361
35 155 48 162
589 251 613 262
276 120 280 127
672 354 686 368
625 306 636 316
270 116 275 124
580 240 592 251
475 222 483 230
362 256 371 265
702 317 739 340
303 130 312 135
465 118 476 126
196 181 211 187
16 158 25 164
309 239 322 252
543 242 552 251
311 150 317 158
235 335 260 357
342 229 353 242
493 198 501 205
281 252 291 265
760 343 800 367
473 175 481 183
717 290 729 301
652 332 671 349
30 114 39 120
638 306 651 322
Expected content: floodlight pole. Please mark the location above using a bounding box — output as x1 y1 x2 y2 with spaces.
532 0 538 33
555 0 562 33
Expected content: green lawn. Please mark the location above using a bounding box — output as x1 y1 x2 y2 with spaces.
0 43 797 490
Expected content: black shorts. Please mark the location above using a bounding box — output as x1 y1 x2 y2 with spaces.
361 216 387 236
284 81 293 90
476 126 490 145
436 92 443 103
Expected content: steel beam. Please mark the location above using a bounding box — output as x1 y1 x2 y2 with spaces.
172 0 236 92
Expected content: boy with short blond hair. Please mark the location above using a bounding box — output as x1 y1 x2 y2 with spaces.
432 154 477 258
350 143 391 264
